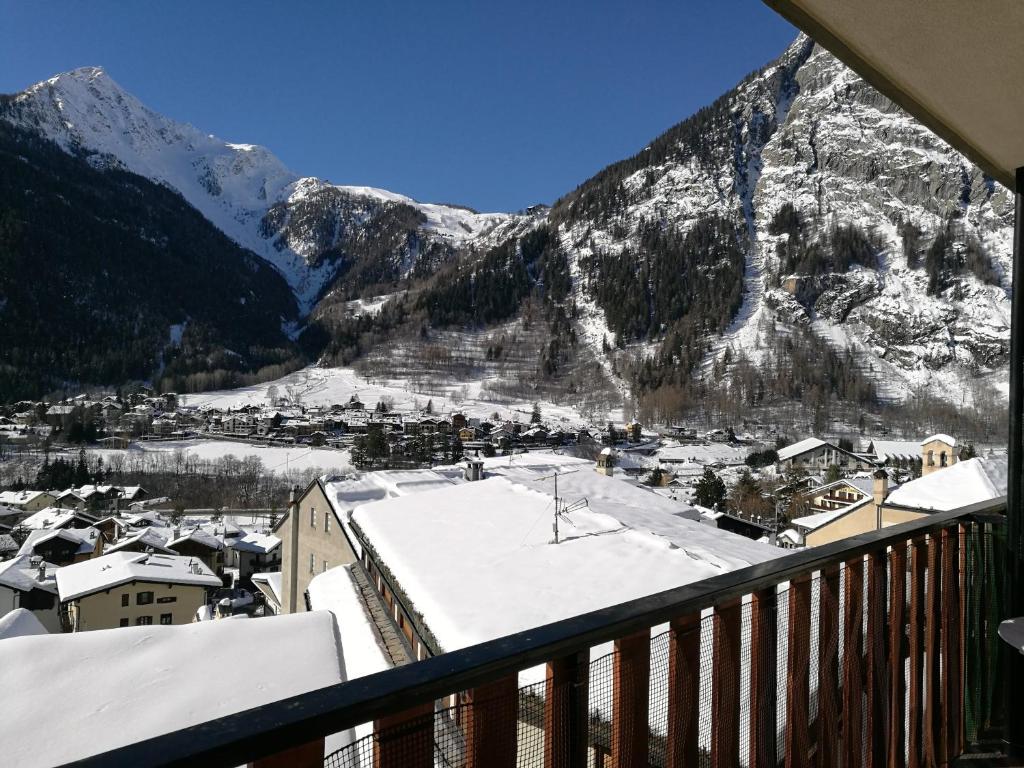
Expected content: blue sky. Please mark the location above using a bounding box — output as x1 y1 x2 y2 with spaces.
0 1 796 212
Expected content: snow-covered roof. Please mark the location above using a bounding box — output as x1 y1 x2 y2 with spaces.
0 612 345 766
308 565 391 682
868 439 921 462
778 529 803 545
104 527 177 555
229 531 281 554
792 498 872 532
0 490 52 506
18 508 75 530
167 527 225 551
55 552 222 602
921 433 956 447
0 608 48 640
251 571 282 604
885 456 1006 512
776 437 828 461
0 555 59 595
351 475 779 653
17 527 100 557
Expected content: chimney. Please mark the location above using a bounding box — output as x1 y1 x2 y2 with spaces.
873 469 889 530
37 562 46 582
286 486 300 614
464 458 484 482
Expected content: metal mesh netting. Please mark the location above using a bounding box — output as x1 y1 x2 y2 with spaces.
324 521 1003 767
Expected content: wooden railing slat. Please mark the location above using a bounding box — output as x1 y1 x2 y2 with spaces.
249 738 324 768
844 556 866 768
908 537 926 768
465 675 518 768
888 543 908 768
749 589 777 768
711 598 742 768
866 550 890 767
785 575 812 768
545 651 589 768
612 630 650 768
817 565 842 768
924 532 943 766
374 702 434 768
666 613 701 768
941 527 962 761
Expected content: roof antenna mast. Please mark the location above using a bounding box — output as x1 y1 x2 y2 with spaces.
536 470 587 544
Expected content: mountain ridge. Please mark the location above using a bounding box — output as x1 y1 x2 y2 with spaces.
0 36 1013 417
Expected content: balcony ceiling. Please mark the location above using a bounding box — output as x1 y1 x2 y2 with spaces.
764 0 1024 188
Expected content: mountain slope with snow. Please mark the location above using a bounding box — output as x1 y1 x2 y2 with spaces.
2 67 513 311
551 35 1013 405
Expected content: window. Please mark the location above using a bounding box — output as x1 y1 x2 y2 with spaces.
160 613 172 625
309 552 315 574
310 507 316 528
137 591 154 606
135 616 153 626
157 596 177 604
121 594 129 607
322 560 328 573
119 618 129 627
325 514 331 534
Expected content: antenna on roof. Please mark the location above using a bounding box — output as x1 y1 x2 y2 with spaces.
535 469 587 544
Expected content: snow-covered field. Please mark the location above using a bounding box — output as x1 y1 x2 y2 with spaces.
182 365 602 427
89 439 353 476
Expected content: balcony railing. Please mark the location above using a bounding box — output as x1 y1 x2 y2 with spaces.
68 497 1008 768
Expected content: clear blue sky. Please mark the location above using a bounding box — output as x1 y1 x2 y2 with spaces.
0 1 797 212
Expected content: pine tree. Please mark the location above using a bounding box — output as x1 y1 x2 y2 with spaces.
694 467 726 509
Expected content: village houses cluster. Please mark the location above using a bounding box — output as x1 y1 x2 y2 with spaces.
0 413 1007 764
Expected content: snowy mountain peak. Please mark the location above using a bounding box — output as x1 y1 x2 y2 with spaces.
4 67 513 312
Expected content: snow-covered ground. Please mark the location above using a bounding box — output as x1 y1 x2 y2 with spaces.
183 365 600 427
88 438 353 476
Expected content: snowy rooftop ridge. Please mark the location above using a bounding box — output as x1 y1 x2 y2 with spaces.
885 456 1006 512
776 437 827 461
55 551 222 601
0 612 345 767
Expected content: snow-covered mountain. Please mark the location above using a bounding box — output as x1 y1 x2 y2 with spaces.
2 67 513 311
3 39 1014 409
551 35 1014 404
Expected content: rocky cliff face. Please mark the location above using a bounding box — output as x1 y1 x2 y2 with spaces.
553 36 1012 405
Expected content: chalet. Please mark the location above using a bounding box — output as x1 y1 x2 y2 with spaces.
44 404 75 429
56 552 222 631
0 490 57 514
626 421 643 442
776 437 874 473
17 527 102 566
797 454 1000 547
0 556 60 633
227 532 281 587
801 476 874 513
104 528 178 556
458 426 482 442
166 528 226 575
